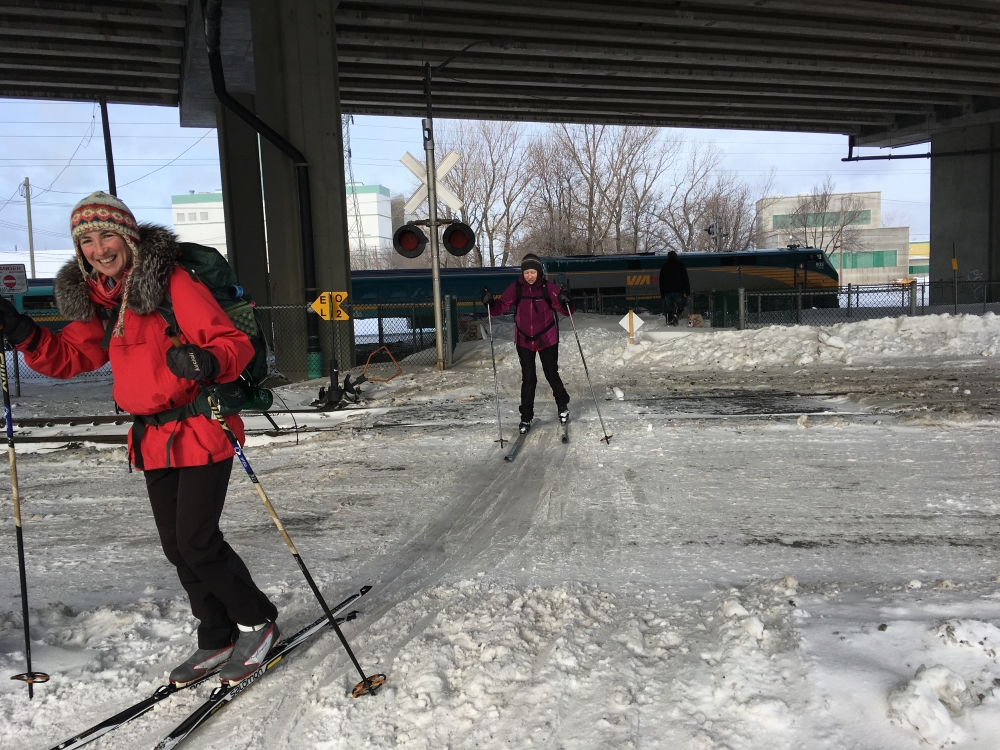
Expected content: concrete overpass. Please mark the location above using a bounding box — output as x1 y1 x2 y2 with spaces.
1 1 998 374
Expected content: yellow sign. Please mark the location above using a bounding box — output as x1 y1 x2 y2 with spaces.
951 258 958 271
310 292 350 321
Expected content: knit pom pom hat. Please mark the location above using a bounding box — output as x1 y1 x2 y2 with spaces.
520 253 543 274
70 191 141 337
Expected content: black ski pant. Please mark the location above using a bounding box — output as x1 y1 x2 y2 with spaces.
146 458 278 649
517 343 569 422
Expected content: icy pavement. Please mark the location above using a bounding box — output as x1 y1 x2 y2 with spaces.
1 313 1000 749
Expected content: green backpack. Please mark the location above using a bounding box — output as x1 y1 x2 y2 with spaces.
163 243 273 413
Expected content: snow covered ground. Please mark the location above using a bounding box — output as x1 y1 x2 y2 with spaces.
1 312 1000 749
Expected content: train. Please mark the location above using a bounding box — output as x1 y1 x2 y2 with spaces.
11 246 838 330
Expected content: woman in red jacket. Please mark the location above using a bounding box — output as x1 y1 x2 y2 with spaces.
482 253 573 434
0 192 278 687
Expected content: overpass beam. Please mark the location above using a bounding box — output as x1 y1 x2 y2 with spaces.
930 124 1000 286
217 92 270 307
250 0 353 380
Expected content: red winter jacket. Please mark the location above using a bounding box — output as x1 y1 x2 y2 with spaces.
487 276 571 351
18 225 253 470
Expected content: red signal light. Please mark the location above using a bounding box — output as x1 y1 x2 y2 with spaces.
442 223 475 257
393 224 428 258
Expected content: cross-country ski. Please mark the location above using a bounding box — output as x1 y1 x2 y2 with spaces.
48 589 367 750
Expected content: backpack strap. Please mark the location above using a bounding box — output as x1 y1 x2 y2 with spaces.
99 305 121 350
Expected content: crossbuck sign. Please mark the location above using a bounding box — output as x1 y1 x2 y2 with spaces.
401 150 464 214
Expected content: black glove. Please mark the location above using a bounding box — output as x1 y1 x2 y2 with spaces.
557 288 572 307
166 344 220 382
0 297 37 347
481 288 494 307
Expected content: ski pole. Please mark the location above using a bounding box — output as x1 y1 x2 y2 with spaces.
485 305 506 448
566 309 613 444
166 334 384 698
0 329 49 698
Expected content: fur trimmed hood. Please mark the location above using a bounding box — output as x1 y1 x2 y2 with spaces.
54 223 179 322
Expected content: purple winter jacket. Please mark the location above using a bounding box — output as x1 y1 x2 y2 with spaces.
488 276 572 352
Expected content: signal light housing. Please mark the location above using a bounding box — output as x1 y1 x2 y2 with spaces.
393 224 428 258
442 222 475 257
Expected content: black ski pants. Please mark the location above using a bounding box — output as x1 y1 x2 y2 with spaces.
146 459 278 649
517 343 569 422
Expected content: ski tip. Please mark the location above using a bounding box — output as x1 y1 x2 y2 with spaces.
360 585 373 595
352 673 387 698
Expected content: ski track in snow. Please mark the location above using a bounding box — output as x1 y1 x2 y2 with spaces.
1 312 1000 749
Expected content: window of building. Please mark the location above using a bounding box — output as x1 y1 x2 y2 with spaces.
909 264 929 274
831 250 898 269
200 212 209 221
176 212 185 222
772 210 871 230
188 213 197 221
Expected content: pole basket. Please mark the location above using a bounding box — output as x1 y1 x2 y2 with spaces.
352 673 387 698
12 671 49 685
362 346 402 383
600 434 613 444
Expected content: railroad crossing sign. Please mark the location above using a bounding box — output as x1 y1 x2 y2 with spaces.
311 292 350 321
618 310 644 344
401 150 463 214
0 264 27 295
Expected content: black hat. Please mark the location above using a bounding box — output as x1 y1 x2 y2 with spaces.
520 253 543 274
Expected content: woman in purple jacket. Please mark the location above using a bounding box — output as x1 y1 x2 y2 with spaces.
482 254 573 434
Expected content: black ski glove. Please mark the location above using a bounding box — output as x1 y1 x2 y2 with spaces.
481 288 494 307
0 297 38 347
166 344 220 382
557 288 572 307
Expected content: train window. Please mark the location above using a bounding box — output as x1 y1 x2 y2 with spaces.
626 260 642 270
22 295 57 310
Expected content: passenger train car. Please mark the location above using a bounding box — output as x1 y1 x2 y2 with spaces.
11 246 837 330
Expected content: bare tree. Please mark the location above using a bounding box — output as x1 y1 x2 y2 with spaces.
435 120 535 267
786 176 868 275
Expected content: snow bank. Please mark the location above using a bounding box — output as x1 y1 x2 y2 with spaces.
456 312 1000 383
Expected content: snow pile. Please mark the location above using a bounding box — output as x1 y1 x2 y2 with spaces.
457 312 1000 381
934 619 1000 658
887 665 971 746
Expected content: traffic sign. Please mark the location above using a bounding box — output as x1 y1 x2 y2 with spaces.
0 264 28 295
618 310 644 344
310 292 350 321
401 150 463 214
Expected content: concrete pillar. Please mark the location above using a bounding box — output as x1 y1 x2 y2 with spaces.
217 93 270 306
250 0 354 380
930 124 1000 285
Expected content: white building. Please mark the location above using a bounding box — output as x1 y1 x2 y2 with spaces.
171 184 393 268
756 191 911 286
345 183 393 269
171 191 227 257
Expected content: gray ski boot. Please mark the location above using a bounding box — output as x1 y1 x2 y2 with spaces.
169 643 235 686
218 621 280 685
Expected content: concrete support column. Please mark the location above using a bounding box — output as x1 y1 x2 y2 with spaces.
249 0 354 381
217 92 270 306
930 123 1000 284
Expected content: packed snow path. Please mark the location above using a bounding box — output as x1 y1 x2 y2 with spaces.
2 313 1000 749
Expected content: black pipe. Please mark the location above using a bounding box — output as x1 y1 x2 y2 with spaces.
201 0 321 365
842 147 1000 162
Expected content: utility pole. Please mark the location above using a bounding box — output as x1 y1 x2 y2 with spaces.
99 96 117 196
22 178 35 279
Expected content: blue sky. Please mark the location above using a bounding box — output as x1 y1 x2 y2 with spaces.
0 98 930 277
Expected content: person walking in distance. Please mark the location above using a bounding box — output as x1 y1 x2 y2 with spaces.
658 250 691 326
0 192 279 687
482 253 573 434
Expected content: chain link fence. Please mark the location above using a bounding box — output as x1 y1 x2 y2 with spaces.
742 280 1000 330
